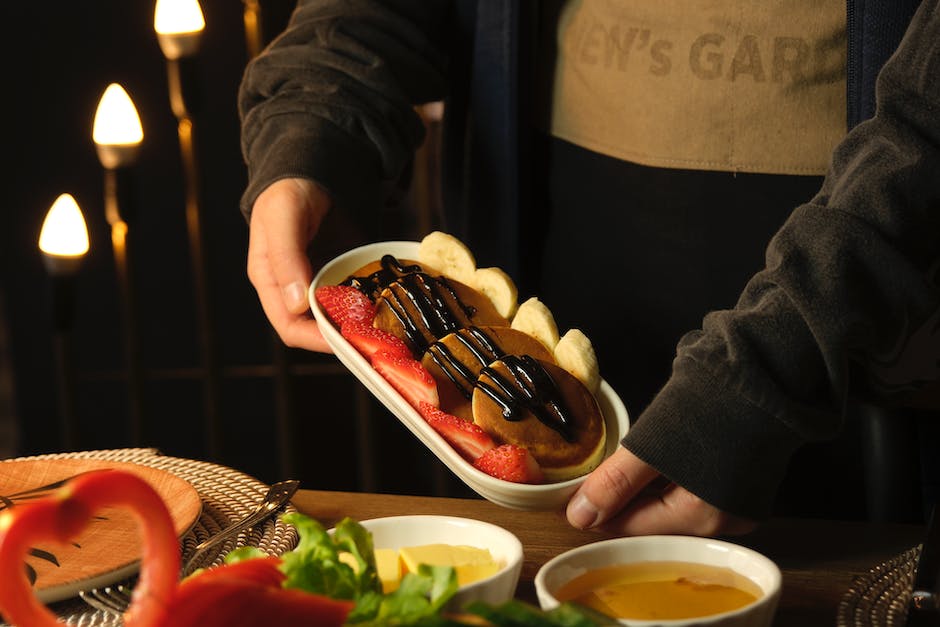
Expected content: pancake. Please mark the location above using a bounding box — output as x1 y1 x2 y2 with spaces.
374 276 507 355
343 254 508 354
472 357 606 482
343 256 423 300
421 326 556 421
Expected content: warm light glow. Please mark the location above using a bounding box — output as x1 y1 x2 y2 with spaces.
39 194 90 258
154 0 206 35
93 84 144 146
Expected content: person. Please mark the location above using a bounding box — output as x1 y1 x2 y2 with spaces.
239 0 940 535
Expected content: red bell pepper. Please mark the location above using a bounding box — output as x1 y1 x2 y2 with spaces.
0 469 353 627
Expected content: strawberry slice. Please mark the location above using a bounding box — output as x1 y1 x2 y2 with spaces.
341 320 412 361
472 444 545 484
417 402 496 461
372 352 439 409
315 285 376 327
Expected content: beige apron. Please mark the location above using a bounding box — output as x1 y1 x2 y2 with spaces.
549 0 846 175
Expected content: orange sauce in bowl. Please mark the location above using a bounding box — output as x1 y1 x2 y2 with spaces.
554 561 761 620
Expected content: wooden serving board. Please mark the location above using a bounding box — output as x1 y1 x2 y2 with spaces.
0 458 202 602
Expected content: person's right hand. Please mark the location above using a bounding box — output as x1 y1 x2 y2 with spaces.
247 177 333 352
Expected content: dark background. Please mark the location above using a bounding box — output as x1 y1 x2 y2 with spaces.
1 0 463 497
2 2 931 523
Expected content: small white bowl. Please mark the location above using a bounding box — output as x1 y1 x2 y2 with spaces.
357 515 524 611
534 535 781 627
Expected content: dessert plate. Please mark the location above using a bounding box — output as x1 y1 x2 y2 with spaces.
0 458 201 603
310 240 630 511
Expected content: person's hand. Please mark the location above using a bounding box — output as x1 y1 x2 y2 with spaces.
566 446 757 536
247 178 333 352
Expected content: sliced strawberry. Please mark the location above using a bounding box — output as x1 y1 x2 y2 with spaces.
341 320 412 361
372 352 439 409
315 285 375 327
417 402 496 461
472 444 545 484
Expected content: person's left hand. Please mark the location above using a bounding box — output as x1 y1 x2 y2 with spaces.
566 446 757 536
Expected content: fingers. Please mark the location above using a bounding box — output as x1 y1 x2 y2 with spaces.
252 260 331 352
247 178 333 352
567 447 659 529
250 179 327 313
567 446 757 537
605 485 758 537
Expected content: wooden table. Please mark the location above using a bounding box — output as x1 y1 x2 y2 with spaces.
293 489 925 627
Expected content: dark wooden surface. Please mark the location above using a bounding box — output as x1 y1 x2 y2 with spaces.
293 489 925 627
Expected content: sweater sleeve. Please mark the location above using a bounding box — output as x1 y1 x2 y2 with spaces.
622 0 940 520
238 0 451 219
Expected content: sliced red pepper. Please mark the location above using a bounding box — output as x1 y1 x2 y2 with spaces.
0 469 354 627
0 469 179 627
172 558 353 626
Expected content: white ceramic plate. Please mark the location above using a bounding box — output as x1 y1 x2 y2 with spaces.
310 241 630 511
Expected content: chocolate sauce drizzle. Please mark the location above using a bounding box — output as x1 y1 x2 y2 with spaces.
428 328 577 443
343 254 478 353
426 327 505 400
342 255 422 298
345 255 576 442
477 355 576 442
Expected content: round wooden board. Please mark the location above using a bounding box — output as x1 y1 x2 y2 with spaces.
0 458 202 602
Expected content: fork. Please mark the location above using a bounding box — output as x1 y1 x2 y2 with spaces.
79 479 299 616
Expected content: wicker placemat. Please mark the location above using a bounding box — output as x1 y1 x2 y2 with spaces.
837 545 921 627
1 448 299 626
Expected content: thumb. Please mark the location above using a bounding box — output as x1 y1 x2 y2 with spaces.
566 446 659 530
265 219 314 315
250 179 328 315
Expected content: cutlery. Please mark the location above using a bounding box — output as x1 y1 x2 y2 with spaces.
79 479 299 616
906 503 940 626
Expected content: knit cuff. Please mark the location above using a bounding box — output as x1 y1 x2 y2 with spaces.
621 363 805 520
240 113 385 222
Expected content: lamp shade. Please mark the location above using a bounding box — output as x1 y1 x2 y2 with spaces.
154 0 205 59
39 194 89 275
93 84 143 146
93 83 144 168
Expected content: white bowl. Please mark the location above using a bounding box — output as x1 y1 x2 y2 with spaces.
310 241 630 511
356 515 523 611
534 535 781 627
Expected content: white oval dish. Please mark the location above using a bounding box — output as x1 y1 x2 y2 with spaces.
534 535 782 627
309 241 630 510
354 515 523 611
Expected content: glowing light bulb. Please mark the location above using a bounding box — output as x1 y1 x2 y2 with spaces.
154 0 205 36
39 195 90 275
154 0 205 59
93 84 144 147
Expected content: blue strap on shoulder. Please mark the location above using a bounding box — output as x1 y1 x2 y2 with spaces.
846 0 923 128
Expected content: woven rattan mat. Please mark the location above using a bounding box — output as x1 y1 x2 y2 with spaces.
1 448 299 626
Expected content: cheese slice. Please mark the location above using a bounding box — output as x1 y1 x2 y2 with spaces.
374 548 402 593
340 548 401 593
399 544 500 586
341 544 500 591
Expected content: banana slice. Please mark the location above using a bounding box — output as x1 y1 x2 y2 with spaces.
511 297 560 351
554 329 601 394
417 231 476 285
473 267 518 319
